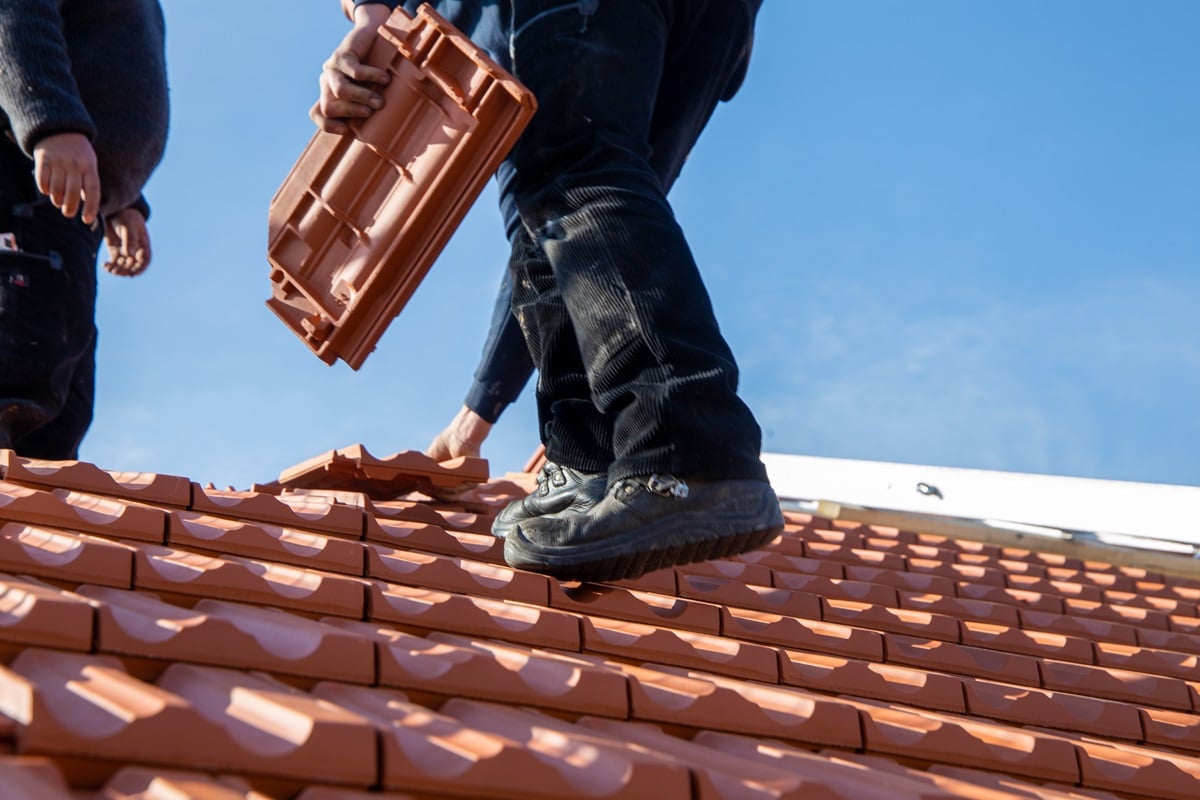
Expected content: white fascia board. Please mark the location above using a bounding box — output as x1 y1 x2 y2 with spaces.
762 453 1200 548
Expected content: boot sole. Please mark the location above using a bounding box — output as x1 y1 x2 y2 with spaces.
503 494 784 583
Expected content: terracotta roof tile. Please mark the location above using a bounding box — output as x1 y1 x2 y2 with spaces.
623 663 862 748
957 582 1065 614
884 634 1043 685
739 550 846 580
677 557 773 587
803 542 906 572
844 563 957 596
962 677 1145 740
133 545 366 618
582 616 779 682
1139 706 1200 753
772 571 899 606
0 524 135 588
678 573 822 619
1055 731 1200 800
1094 640 1200 681
0 481 166 543
367 515 504 564
293 790 417 800
277 446 488 500
156 664 378 785
80 587 376 683
189 486 365 538
1135 625 1200 655
822 597 961 641
320 684 688 798
960 620 1096 663
908 558 1007 587
897 591 1022 627
722 606 885 661
366 543 546 604
550 581 720 634
1063 597 1172 629
1 451 191 507
852 698 1081 783
0 755 74 799
581 720 819 799
168 511 365 575
0 576 93 651
1039 657 1193 711
778 649 966 712
266 5 536 370
367 581 580 650
99 767 274 799
1020 608 1141 646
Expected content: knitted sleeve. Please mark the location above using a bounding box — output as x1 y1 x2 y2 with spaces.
0 0 97 156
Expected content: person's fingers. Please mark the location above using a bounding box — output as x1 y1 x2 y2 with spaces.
61 169 83 219
126 247 149 276
101 213 151 277
118 220 133 258
34 159 53 198
316 69 383 129
80 168 101 225
127 225 150 275
44 165 67 210
324 66 384 108
330 46 389 86
310 107 349 135
103 220 128 275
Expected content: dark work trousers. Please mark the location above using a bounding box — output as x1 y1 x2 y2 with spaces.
464 0 759 427
493 0 767 482
0 134 102 459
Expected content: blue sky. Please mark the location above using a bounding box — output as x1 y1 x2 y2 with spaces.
84 1 1200 490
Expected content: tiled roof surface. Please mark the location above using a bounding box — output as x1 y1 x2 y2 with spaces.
2 447 1199 799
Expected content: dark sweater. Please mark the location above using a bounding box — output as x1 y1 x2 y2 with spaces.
0 0 169 216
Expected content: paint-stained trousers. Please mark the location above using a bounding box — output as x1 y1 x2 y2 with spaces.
0 134 102 459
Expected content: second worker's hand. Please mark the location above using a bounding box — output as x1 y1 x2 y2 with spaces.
311 3 393 134
32 132 101 225
102 207 151 277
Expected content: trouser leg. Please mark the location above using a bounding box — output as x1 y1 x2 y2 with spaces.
501 0 766 481
465 246 535 424
0 136 101 458
13 325 96 460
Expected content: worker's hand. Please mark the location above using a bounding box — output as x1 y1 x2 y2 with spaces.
312 3 393 134
102 207 151 277
425 405 493 501
426 406 493 462
32 132 101 225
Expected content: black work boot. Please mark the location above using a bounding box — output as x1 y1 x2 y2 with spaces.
491 461 608 539
504 473 784 582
